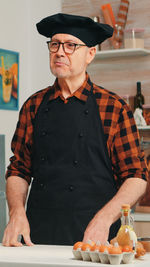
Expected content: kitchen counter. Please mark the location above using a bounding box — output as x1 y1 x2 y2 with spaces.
0 244 150 267
133 213 150 222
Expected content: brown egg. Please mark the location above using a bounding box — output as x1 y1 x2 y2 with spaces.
89 240 95 247
109 246 122 254
73 241 83 250
122 245 133 252
81 243 91 251
135 247 146 258
99 245 109 253
90 244 100 251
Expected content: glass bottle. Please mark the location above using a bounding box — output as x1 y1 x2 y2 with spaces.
134 81 145 110
92 16 101 51
116 204 137 248
112 24 124 49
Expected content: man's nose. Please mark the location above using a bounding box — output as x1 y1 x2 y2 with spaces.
56 43 65 55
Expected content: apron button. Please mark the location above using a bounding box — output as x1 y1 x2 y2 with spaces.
41 131 47 136
41 156 46 161
73 160 78 165
84 109 89 114
44 107 49 112
79 132 83 137
69 185 74 191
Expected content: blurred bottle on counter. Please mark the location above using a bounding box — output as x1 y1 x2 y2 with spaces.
116 204 137 248
134 81 145 110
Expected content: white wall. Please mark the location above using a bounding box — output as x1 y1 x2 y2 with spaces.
0 0 61 170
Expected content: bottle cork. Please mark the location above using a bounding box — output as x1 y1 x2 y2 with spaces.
122 204 130 216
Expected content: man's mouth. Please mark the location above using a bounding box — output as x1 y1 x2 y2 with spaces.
54 61 68 66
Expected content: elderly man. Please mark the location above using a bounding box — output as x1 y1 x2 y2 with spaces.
3 13 147 247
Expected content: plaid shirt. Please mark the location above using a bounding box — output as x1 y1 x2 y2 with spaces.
6 73 148 185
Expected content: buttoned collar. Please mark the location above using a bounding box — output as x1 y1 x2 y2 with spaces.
48 73 92 103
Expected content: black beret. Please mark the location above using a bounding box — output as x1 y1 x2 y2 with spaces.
36 13 113 47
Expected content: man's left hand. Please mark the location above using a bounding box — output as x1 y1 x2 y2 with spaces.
82 212 111 244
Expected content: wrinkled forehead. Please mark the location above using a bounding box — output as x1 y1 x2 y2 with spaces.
51 33 85 44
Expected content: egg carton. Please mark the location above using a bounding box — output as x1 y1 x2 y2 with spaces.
73 249 135 265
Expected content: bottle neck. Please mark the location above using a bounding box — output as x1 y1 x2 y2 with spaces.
137 82 141 95
121 211 131 225
137 88 141 95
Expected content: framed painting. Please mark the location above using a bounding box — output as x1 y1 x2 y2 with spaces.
0 48 19 110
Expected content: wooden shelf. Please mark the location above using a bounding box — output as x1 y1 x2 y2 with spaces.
134 206 150 217
94 48 150 60
137 126 150 130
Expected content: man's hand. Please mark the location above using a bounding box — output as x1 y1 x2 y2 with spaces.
83 178 147 244
82 211 112 244
2 208 33 247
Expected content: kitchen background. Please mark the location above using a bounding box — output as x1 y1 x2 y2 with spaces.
62 0 150 211
0 0 150 241
63 0 150 98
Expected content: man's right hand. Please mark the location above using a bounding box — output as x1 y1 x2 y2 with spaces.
2 208 34 247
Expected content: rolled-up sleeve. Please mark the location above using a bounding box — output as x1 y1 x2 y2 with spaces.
6 101 33 184
111 104 148 186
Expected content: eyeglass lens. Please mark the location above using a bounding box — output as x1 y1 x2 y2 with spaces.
49 42 76 54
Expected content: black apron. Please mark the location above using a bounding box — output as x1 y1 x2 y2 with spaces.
26 81 121 245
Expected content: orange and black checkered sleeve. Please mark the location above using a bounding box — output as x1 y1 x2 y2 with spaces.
5 87 50 184
94 82 148 187
5 100 34 184
111 101 148 186
5 86 54 184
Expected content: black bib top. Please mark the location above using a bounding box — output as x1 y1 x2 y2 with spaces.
26 80 120 245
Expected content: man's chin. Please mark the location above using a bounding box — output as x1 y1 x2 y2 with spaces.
52 71 69 79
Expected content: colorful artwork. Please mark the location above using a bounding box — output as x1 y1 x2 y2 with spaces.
0 48 19 110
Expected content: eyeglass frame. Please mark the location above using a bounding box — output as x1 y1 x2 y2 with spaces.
47 41 87 54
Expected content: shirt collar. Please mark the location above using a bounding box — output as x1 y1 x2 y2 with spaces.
48 73 92 103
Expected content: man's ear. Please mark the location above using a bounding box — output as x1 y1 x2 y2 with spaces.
86 47 97 65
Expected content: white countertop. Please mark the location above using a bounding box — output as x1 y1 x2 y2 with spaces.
0 244 150 267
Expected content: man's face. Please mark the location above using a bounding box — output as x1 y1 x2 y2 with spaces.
49 33 96 79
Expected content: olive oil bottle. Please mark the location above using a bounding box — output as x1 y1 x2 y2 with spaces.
116 204 137 247
134 81 145 110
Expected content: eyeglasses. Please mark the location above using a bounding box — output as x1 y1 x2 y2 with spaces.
47 41 87 54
